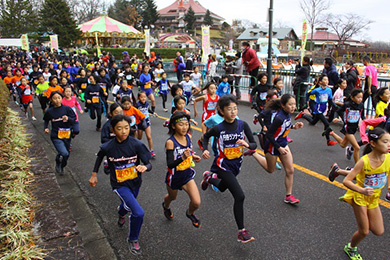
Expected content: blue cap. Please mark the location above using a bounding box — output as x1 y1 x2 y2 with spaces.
123 51 128 55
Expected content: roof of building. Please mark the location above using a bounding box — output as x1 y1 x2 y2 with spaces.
158 0 224 20
237 28 297 40
305 30 360 42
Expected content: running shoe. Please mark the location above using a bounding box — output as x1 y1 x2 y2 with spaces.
276 162 282 170
344 243 363 260
284 194 300 204
211 184 219 192
287 136 293 143
197 139 203 150
243 149 256 156
201 171 212 190
128 240 141 255
327 140 337 146
345 166 352 171
162 202 173 220
163 120 169 127
328 163 340 182
294 111 305 120
385 192 390 203
186 210 201 228
55 155 62 174
237 229 255 243
345 146 353 160
253 114 259 125
322 127 333 137
32 116 37 121
118 215 126 227
15 100 19 106
150 151 156 158
163 108 168 112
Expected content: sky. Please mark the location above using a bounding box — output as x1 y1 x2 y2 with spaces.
155 0 390 42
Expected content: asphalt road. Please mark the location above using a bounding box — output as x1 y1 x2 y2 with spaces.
29 90 390 260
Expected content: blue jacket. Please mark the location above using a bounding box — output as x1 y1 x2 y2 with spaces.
216 81 230 97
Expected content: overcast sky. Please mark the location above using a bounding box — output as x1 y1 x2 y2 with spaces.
155 0 390 42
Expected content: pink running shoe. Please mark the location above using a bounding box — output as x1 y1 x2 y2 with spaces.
284 194 300 204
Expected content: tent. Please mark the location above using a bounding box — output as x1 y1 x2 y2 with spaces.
0 38 22 47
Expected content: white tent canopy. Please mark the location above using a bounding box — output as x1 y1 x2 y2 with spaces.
0 38 22 47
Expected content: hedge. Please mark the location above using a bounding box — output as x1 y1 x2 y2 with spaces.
89 48 186 60
0 79 8 138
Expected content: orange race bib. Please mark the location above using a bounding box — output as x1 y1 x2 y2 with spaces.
177 156 192 171
34 80 39 85
115 163 138 183
92 96 99 103
81 83 87 89
224 146 243 160
144 83 151 89
58 128 71 139
101 86 106 92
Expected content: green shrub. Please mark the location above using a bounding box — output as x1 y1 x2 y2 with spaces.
0 79 8 138
89 48 186 60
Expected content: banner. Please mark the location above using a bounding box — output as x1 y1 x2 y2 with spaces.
20 34 29 51
95 32 102 57
50 35 59 52
201 26 210 64
144 29 150 57
301 19 308 60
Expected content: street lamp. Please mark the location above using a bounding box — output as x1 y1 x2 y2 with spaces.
266 0 274 85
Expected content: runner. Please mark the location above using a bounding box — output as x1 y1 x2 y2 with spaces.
138 64 156 114
18 78 36 120
62 86 84 138
341 128 390 260
162 112 202 228
88 114 152 256
201 95 256 243
43 91 76 175
85 75 107 131
155 72 171 112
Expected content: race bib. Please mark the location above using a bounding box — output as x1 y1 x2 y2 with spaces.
177 156 193 171
16 80 21 86
364 172 387 189
207 101 217 111
92 96 100 103
161 83 168 91
126 75 132 80
24 88 31 95
223 87 229 93
259 92 267 100
100 85 106 92
58 128 71 139
115 163 138 183
81 83 87 89
157 73 161 78
144 83 151 89
319 93 328 103
347 110 360 123
183 84 192 92
34 80 39 85
224 145 243 160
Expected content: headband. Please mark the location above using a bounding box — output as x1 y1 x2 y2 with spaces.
175 117 189 124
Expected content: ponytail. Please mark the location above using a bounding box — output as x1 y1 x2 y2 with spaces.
265 93 295 111
363 128 387 155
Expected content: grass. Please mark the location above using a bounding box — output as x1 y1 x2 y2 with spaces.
0 108 46 260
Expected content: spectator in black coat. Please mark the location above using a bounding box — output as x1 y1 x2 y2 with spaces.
340 60 358 98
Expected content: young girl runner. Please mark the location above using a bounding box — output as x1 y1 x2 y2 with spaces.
36 75 50 113
88 114 152 256
250 72 271 114
201 95 257 243
162 112 202 227
101 103 124 144
172 96 197 126
44 91 76 175
138 64 156 114
45 76 64 100
328 78 347 123
135 92 156 157
295 75 337 146
341 127 390 260
324 89 364 165
18 78 36 120
249 94 304 204
85 75 107 131
156 72 171 112
62 86 84 137
374 87 390 118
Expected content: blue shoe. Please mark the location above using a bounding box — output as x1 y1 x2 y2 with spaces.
211 184 219 192
276 162 282 170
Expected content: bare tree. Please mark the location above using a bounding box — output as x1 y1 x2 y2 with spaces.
322 13 373 48
68 0 103 23
300 0 330 51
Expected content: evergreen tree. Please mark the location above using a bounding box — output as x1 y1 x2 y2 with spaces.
141 0 159 28
109 0 142 28
0 0 38 37
40 0 81 47
204 9 213 26
184 6 196 31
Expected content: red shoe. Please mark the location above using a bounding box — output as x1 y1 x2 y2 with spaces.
201 171 212 190
294 111 305 120
327 140 337 146
243 149 256 156
253 114 259 125
284 194 300 204
286 136 293 143
197 139 203 150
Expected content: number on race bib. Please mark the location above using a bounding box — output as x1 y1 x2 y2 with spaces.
177 156 192 171
364 172 387 189
224 146 243 160
92 96 99 103
58 128 71 139
115 164 138 183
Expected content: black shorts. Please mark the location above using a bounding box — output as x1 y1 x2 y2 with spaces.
38 95 49 110
137 118 151 131
22 101 32 109
165 169 195 190
341 124 358 135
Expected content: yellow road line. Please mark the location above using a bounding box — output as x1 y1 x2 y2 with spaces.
157 115 390 209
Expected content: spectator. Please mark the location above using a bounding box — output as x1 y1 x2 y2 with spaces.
340 60 358 98
322 58 339 88
362 55 378 107
294 56 312 110
241 42 260 88
121 51 130 66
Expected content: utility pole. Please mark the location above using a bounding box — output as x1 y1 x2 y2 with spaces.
267 0 274 85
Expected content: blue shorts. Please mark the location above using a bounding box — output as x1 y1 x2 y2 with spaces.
166 169 195 190
137 117 151 131
142 88 153 96
264 139 287 156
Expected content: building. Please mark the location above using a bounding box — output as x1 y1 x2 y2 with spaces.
236 28 298 52
156 0 224 30
305 28 367 50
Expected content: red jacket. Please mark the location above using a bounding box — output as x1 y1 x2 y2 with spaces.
242 47 260 72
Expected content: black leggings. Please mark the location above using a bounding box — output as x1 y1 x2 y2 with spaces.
208 169 245 229
302 113 330 141
161 94 167 109
89 106 102 129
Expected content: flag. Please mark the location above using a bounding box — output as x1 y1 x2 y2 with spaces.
201 26 210 64
95 32 102 57
50 35 59 52
20 34 29 51
144 29 150 57
301 19 308 60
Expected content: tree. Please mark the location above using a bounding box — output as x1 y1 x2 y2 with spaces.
141 0 159 28
300 0 330 51
0 0 38 37
204 9 213 26
108 0 142 28
40 0 81 47
184 6 196 31
68 0 103 23
322 13 373 48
